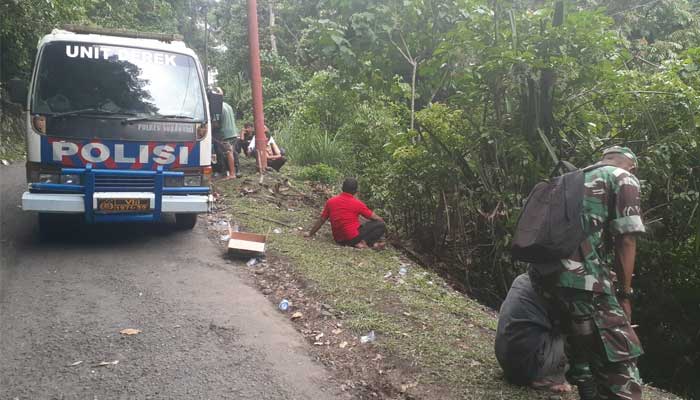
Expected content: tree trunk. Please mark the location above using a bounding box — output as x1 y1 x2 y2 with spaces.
269 1 278 55
410 60 418 131
539 68 556 146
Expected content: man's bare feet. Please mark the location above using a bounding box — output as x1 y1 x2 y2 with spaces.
531 378 573 393
549 382 572 393
354 241 369 249
372 241 386 250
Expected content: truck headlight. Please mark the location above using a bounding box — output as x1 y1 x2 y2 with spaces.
202 166 212 186
39 173 59 184
184 175 202 187
60 174 81 184
165 176 184 187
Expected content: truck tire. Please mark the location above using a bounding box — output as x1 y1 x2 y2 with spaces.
175 213 197 230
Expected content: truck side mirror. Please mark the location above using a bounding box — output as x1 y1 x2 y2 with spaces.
7 78 28 106
207 90 223 123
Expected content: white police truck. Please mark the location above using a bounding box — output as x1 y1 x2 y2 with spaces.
7 26 221 234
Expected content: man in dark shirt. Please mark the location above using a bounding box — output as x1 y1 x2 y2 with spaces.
236 122 254 156
495 274 571 393
305 178 386 249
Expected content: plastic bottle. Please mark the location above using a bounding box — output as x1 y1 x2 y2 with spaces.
278 299 290 311
360 330 376 343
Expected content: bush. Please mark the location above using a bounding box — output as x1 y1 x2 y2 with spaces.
275 125 349 168
274 68 403 172
0 100 26 161
296 163 341 184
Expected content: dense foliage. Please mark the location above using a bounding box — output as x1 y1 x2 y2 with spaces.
2 0 698 397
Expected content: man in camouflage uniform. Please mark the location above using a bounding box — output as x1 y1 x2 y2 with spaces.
530 146 645 400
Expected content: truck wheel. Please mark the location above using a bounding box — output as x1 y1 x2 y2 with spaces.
175 213 198 230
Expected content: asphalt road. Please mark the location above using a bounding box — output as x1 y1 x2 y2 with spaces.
0 163 340 399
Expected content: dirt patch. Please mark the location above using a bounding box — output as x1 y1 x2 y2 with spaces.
252 256 408 399
208 219 403 399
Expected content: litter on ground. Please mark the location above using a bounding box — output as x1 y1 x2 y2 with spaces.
360 331 376 344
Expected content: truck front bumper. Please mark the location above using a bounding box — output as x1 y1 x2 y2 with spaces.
22 192 211 214
22 164 211 223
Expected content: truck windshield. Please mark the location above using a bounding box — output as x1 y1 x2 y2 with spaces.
32 41 205 122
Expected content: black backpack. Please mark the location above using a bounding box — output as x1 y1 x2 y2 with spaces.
511 162 608 266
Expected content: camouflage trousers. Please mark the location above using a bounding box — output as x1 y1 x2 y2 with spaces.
553 288 643 400
529 270 643 400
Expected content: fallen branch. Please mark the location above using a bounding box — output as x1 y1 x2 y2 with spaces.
284 181 317 201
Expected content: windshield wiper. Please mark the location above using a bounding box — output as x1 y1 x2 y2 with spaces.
51 108 137 118
123 114 197 124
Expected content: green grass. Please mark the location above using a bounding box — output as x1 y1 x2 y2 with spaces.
215 159 682 400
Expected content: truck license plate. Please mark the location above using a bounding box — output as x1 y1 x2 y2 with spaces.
97 198 150 213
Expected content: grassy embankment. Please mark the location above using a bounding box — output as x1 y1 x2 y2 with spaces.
214 159 680 400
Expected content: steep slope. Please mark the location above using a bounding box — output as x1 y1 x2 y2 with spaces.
208 160 681 400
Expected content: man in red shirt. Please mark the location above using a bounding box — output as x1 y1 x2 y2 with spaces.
305 178 386 249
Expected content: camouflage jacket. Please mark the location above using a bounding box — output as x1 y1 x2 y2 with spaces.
557 165 646 294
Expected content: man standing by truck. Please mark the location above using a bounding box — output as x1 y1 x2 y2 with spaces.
212 97 238 178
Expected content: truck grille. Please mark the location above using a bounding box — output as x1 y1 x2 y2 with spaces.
94 175 155 192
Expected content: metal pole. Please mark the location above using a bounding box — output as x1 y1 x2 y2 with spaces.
247 0 267 172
